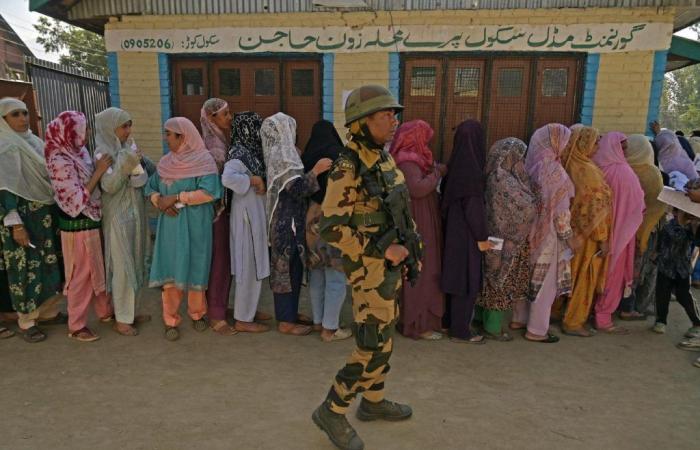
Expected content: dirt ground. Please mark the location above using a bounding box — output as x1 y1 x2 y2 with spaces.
2 284 699 450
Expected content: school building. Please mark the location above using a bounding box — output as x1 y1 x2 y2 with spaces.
31 0 700 162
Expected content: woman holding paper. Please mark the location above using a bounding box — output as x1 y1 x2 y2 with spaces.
95 107 155 336
146 117 221 341
512 124 575 343
389 120 446 340
557 125 612 337
477 137 536 341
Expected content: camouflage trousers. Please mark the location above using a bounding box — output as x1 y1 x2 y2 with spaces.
325 255 402 415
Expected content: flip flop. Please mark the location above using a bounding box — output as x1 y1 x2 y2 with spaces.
449 335 486 345
562 327 596 338
0 326 15 339
482 331 513 342
524 333 560 343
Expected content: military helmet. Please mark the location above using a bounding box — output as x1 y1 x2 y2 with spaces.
344 85 403 126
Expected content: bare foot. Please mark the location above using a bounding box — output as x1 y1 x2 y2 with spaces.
509 322 526 330
278 321 312 336
210 319 238 336
113 322 138 336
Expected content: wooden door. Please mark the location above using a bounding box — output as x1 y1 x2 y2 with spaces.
401 58 443 154
531 58 580 131
442 58 486 162
172 60 208 129
486 58 532 147
284 60 321 148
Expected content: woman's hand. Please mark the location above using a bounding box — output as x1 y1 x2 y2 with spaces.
94 154 114 176
312 158 333 176
250 175 266 194
477 241 495 252
11 225 29 247
157 194 179 212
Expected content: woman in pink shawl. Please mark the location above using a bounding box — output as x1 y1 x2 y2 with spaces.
200 98 237 335
655 129 698 181
591 132 645 333
512 123 575 343
145 117 222 341
45 111 115 342
389 120 447 340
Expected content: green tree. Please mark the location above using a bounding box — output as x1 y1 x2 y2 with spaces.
661 24 700 133
34 16 108 76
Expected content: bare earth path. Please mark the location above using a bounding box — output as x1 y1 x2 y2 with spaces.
2 285 698 450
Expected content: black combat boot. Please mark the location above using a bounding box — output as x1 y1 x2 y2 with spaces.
356 398 413 422
312 403 364 450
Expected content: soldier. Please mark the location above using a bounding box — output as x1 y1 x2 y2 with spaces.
312 85 421 450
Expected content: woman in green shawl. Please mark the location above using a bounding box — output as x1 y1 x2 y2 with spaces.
0 97 64 342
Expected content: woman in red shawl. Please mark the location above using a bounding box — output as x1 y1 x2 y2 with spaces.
45 111 115 342
389 120 447 340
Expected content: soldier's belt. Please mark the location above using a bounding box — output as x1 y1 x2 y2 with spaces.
349 211 389 227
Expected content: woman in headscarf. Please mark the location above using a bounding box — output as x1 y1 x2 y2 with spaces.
221 111 270 333
512 123 574 343
302 120 352 342
591 132 645 334
145 117 221 341
0 98 65 342
655 129 698 181
389 120 446 340
556 126 612 337
45 111 114 342
200 98 236 336
95 107 155 336
440 120 493 344
261 112 331 336
476 137 536 341
618 134 666 317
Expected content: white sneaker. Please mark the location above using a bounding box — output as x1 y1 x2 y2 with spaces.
652 322 666 334
322 328 353 342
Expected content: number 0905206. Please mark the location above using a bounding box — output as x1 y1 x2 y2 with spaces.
121 38 172 50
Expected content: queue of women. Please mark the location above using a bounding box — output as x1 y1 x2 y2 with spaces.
1 95 699 367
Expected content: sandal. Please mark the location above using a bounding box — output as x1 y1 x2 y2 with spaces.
596 325 630 335
113 323 138 336
449 335 486 345
482 331 513 342
99 315 115 324
509 322 526 331
210 320 238 336
619 311 647 321
22 326 47 343
419 331 444 341
68 327 100 342
562 327 596 338
39 312 68 326
234 321 270 333
278 322 312 336
524 332 560 343
0 326 15 339
164 326 180 341
192 317 209 333
296 313 313 326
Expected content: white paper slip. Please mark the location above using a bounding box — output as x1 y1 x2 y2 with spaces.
175 202 185 209
28 242 36 249
487 236 504 251
131 164 144 176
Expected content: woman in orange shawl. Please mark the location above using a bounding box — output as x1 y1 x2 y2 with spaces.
618 134 666 317
559 126 613 337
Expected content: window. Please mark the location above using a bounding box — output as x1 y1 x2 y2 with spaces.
542 68 568 97
410 67 437 96
219 69 241 96
291 69 314 96
181 68 204 96
498 68 523 97
255 69 276 96
454 67 480 97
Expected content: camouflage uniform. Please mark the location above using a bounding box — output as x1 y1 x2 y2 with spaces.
320 118 414 415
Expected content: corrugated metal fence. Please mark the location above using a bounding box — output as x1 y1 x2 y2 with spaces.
25 57 110 150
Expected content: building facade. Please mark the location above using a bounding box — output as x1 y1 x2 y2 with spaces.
31 1 700 161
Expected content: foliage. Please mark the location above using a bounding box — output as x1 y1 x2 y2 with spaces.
34 16 108 76
660 25 700 133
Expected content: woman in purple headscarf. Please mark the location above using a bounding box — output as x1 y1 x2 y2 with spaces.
440 120 493 344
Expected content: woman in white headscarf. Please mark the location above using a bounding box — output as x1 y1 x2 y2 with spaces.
0 97 65 342
95 107 155 336
261 112 331 336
